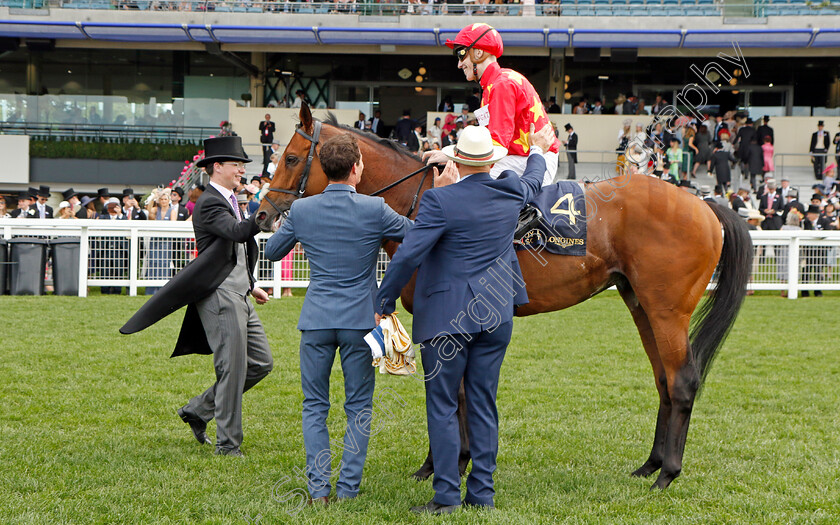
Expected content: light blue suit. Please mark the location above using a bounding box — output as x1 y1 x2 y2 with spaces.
265 183 412 499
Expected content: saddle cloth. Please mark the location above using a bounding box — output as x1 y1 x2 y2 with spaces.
515 180 587 257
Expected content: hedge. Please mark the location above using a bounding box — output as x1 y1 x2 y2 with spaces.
30 140 199 161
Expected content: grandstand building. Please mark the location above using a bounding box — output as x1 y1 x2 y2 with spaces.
0 2 838 192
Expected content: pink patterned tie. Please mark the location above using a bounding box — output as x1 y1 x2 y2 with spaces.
229 193 242 221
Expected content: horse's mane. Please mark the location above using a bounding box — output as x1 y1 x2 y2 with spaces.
322 113 423 163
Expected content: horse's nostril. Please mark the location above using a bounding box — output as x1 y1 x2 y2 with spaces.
257 211 266 220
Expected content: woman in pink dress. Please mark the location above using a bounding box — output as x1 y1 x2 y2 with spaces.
762 136 774 173
280 247 295 297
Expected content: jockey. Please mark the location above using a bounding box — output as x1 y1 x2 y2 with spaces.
425 23 560 186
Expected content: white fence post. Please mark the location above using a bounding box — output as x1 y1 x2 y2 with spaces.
272 260 282 298
129 228 139 297
787 234 799 299
78 225 89 298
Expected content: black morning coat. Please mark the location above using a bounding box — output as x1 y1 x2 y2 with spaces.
120 185 260 357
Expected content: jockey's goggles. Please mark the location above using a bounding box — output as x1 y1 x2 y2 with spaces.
452 27 495 61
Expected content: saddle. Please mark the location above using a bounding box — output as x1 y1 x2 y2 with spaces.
514 204 543 243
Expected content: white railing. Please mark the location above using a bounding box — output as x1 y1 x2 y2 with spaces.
2 219 839 299
0 219 392 298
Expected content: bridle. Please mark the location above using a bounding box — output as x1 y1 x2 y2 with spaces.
262 118 434 219
262 120 322 217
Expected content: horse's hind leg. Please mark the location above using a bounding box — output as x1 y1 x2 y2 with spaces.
645 312 700 490
411 445 434 481
617 281 669 478
456 380 471 477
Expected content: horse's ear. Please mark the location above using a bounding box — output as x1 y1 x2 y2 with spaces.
299 103 313 133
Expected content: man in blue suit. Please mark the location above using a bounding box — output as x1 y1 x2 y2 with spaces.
264 133 414 505
375 123 556 514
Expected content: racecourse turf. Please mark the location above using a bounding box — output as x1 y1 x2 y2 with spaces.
2 291 839 524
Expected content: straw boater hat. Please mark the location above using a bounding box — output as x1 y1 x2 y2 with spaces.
441 125 507 166
747 209 765 222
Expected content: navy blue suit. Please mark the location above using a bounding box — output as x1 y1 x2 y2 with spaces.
375 153 546 507
265 183 412 499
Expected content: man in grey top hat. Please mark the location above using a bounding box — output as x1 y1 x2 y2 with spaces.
781 188 805 225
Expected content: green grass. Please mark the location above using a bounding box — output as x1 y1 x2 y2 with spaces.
2 292 839 524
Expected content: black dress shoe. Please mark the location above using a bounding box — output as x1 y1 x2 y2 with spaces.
410 500 459 515
307 496 329 507
177 406 211 445
215 448 245 457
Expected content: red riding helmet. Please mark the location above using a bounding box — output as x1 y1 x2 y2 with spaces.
445 23 504 60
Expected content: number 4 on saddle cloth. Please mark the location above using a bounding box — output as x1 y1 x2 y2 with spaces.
514 180 587 256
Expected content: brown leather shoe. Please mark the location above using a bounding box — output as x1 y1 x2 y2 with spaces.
308 496 329 507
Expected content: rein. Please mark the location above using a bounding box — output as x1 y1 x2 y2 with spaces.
370 163 434 218
262 118 433 218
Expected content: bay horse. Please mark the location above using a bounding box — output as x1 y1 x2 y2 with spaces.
256 104 752 490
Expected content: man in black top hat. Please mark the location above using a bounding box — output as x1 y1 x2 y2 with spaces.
96 188 110 214
61 188 84 218
801 203 830 296
710 140 737 190
810 120 830 180
562 123 577 180
121 189 146 220
757 115 773 145
63 188 90 218
735 118 756 177
834 121 840 168
9 190 35 218
393 109 415 147
170 187 190 221
258 113 275 177
32 185 53 219
61 187 77 203
169 186 191 272
121 135 273 457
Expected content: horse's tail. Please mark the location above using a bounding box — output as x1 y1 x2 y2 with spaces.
690 202 753 390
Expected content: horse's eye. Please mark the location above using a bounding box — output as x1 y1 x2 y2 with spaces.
286 155 298 165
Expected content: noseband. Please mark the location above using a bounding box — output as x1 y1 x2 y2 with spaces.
263 120 322 216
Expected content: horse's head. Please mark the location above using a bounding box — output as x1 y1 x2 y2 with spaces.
256 103 330 231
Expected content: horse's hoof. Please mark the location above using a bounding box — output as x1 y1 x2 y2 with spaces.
630 462 661 478
649 471 678 490
411 468 433 481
